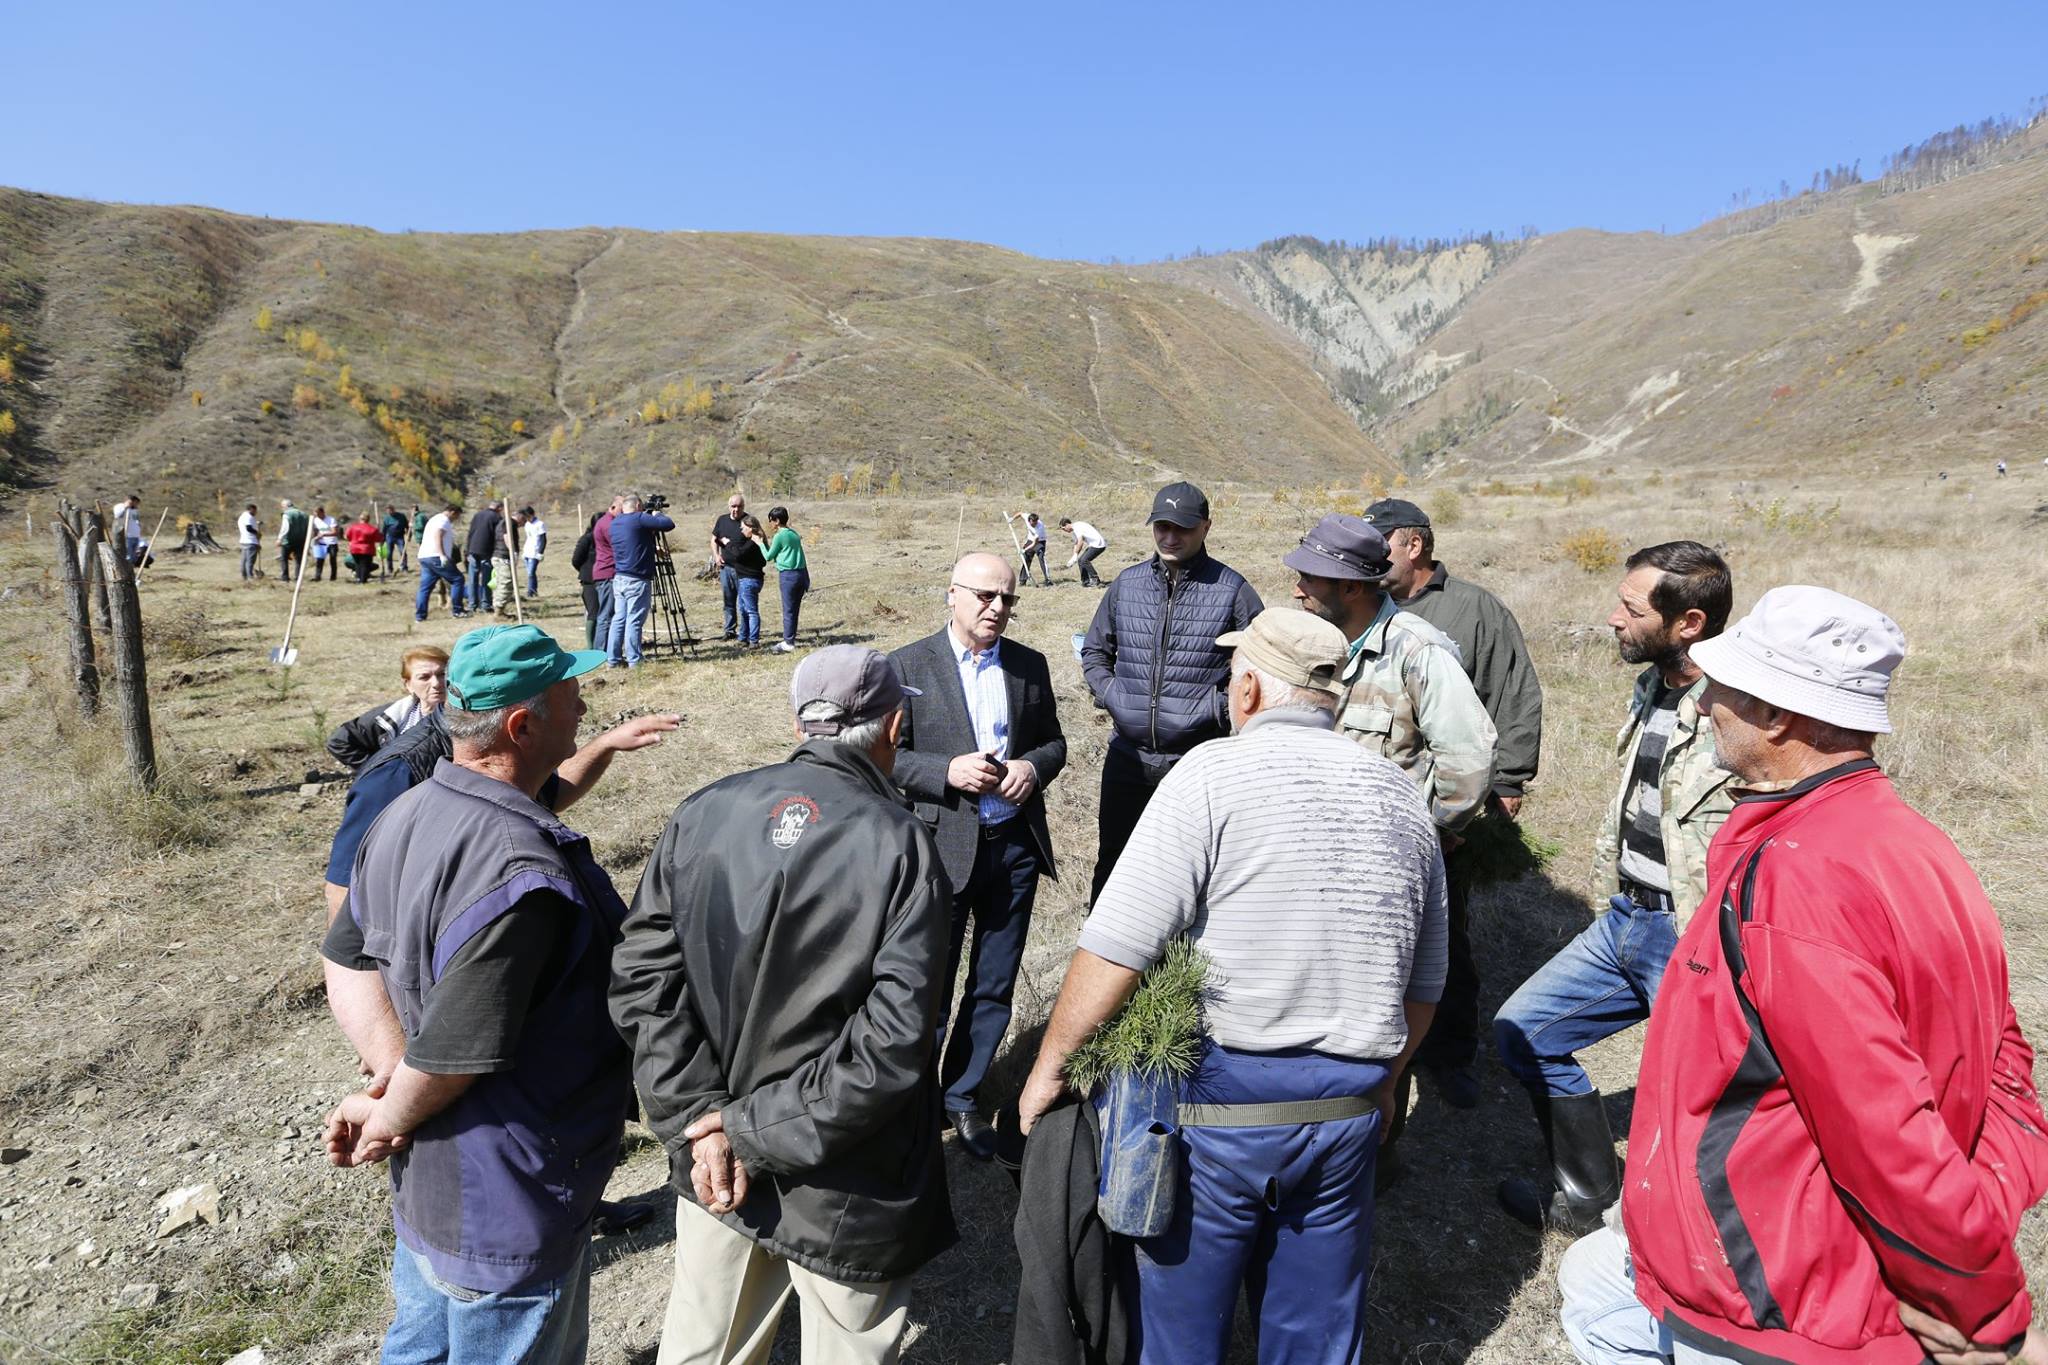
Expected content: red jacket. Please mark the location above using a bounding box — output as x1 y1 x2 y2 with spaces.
344 520 382 556
1624 761 2048 1364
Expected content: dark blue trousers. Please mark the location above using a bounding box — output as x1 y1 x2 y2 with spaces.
938 821 1040 1114
1131 1044 1390 1365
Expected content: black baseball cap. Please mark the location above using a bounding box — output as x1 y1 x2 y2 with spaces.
1149 481 1210 528
1361 498 1430 534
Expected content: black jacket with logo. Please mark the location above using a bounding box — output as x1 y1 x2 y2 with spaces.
609 740 957 1282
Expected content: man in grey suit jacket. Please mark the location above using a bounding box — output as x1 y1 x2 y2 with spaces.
891 552 1067 1160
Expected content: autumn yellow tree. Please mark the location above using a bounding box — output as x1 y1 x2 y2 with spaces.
254 306 273 333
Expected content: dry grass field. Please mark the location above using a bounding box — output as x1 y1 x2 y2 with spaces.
1 466 2045 1363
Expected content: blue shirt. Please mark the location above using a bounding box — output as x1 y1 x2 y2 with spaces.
951 628 1017 826
606 512 675 579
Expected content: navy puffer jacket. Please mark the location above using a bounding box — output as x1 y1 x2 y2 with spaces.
1081 552 1262 761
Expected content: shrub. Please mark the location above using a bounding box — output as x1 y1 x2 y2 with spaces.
1558 528 1621 573
885 469 904 497
190 390 204 407
692 437 720 469
826 472 848 495
548 425 566 453
0 410 15 440
639 400 662 425
0 354 13 385
1431 488 1465 526
509 419 527 436
260 400 275 416
292 384 320 409
254 306 273 333
298 329 320 354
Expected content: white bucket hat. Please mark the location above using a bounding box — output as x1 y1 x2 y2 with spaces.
1688 585 1906 734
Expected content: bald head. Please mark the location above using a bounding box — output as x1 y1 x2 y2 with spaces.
948 552 1018 651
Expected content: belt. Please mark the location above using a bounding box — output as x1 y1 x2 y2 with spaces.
1620 878 1676 913
979 817 1021 841
1177 1095 1376 1128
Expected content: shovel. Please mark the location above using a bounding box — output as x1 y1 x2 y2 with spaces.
271 535 311 665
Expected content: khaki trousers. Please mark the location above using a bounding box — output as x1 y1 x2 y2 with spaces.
657 1198 913 1365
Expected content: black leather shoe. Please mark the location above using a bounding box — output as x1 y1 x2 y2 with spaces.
949 1109 997 1162
1425 1062 1482 1110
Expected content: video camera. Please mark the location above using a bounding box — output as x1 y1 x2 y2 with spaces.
642 493 671 513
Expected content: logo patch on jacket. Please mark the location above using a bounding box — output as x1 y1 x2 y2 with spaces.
769 796 821 849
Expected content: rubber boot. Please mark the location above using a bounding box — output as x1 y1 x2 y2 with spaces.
1497 1090 1619 1233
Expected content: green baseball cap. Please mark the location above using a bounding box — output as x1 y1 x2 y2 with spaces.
445 625 608 711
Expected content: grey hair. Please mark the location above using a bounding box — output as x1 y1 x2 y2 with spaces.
1230 654 1338 715
797 700 887 751
445 689 550 746
620 495 643 513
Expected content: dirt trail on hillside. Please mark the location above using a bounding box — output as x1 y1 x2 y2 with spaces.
556 233 623 421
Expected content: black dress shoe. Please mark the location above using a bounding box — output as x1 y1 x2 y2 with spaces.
949 1109 997 1161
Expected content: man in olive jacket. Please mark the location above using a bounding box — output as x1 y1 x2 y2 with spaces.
611 645 956 1365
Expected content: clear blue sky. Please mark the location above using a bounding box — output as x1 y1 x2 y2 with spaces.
8 0 2045 262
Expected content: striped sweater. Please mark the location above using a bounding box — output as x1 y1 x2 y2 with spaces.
1078 708 1448 1060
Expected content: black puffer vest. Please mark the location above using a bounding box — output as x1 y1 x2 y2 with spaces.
1103 554 1247 758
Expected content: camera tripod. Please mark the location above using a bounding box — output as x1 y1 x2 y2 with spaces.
643 529 699 658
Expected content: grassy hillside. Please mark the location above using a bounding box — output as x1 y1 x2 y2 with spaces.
1371 127 2048 476
0 193 1390 517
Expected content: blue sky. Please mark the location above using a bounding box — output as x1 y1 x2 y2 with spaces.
7 1 2045 261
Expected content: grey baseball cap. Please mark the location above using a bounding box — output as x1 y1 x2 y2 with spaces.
790 645 921 735
1283 513 1391 582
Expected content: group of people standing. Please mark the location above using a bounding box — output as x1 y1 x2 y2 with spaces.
233 497 549 599
313 477 2047 1365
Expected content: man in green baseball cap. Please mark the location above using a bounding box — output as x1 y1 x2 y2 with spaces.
320 622 640 1361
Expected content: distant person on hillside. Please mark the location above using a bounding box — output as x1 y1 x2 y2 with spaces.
750 505 808 653
1020 511 1052 587
571 512 603 649
1997 459 2008 477
237 502 262 580
590 496 623 654
278 499 310 582
725 514 769 648
413 503 468 622
519 506 546 597
343 510 382 583
1080 482 1261 902
310 506 341 583
711 492 747 641
606 495 676 668
380 505 410 579
464 500 505 613
109 494 144 566
1060 516 1108 587
326 646 449 770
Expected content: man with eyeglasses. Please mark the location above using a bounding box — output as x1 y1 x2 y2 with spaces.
1080 481 1262 904
711 492 748 642
890 552 1067 1159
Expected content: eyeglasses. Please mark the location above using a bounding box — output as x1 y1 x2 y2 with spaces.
952 584 1019 609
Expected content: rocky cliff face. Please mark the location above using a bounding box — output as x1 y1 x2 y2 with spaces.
1227 237 1510 416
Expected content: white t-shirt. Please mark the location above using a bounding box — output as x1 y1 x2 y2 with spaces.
522 519 547 561
1069 521 1106 549
237 511 260 546
1027 519 1049 546
112 503 141 540
422 512 456 560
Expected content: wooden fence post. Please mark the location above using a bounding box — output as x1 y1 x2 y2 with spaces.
81 510 113 635
55 520 99 719
95 543 157 789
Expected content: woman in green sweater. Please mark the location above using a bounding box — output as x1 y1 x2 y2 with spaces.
750 506 809 653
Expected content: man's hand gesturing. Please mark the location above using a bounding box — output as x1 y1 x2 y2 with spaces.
684 1109 750 1215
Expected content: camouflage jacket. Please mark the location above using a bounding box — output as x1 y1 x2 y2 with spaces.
1336 594 1497 831
1587 669 1736 927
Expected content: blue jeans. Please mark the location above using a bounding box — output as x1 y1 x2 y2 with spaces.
938 822 1039 1114
735 575 762 645
467 556 494 611
719 566 740 637
607 573 650 665
591 579 614 653
525 559 540 596
239 545 258 579
415 558 466 619
1559 1226 1744 1365
775 568 809 645
1132 1044 1389 1365
383 1239 589 1365
1494 896 1680 1099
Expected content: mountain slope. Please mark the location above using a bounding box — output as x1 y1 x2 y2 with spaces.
0 193 1390 513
